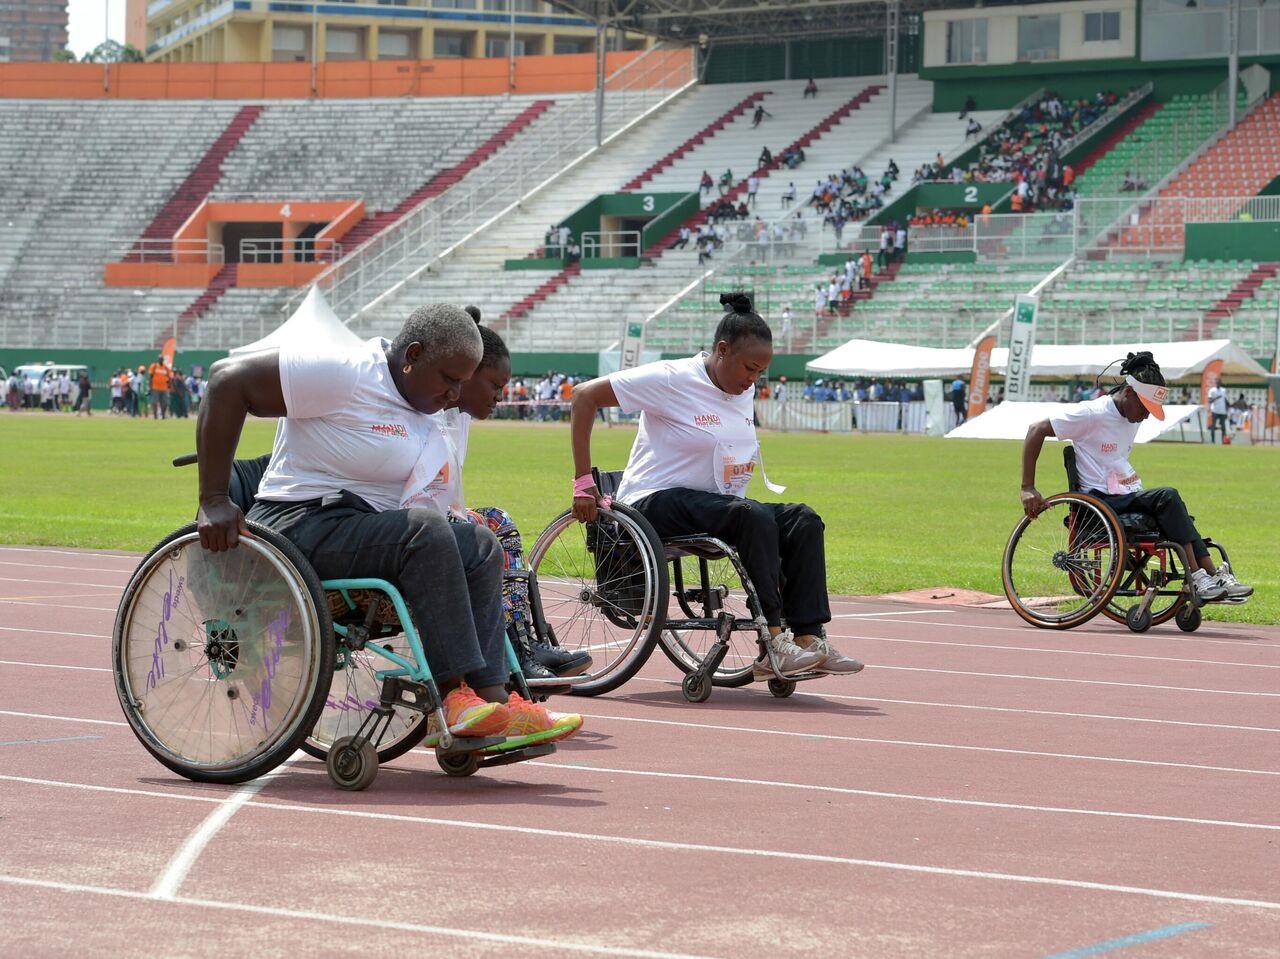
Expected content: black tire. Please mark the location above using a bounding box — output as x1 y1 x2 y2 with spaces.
1125 605 1153 633
1176 604 1202 633
326 737 379 791
527 504 668 697
767 678 796 698
1101 545 1186 629
682 672 712 703
437 750 480 777
113 522 334 784
1002 493 1125 630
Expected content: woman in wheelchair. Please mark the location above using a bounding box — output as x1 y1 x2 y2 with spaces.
403 308 593 684
1019 351 1251 603
568 291 863 677
197 303 579 745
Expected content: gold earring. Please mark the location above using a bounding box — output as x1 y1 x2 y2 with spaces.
403 364 412 374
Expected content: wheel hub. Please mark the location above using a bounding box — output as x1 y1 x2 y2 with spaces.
204 620 240 678
1051 549 1070 571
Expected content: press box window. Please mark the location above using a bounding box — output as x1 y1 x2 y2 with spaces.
946 19 988 65
1084 11 1121 42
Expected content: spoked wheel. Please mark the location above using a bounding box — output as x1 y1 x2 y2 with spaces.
1100 545 1185 630
1002 493 1125 630
113 522 334 784
302 642 429 764
659 551 759 689
326 736 379 791
527 504 668 696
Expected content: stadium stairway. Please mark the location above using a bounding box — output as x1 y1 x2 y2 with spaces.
1200 261 1279 338
125 105 264 263
502 262 581 321
789 259 903 353
166 263 239 347
1072 99 1161 177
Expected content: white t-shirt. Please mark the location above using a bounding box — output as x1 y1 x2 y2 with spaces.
1208 385 1228 415
256 337 448 513
1050 395 1142 495
611 354 759 505
401 409 471 519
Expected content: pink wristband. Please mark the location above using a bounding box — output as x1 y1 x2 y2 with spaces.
573 473 597 496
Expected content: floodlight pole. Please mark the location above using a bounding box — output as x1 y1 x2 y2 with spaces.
311 3 319 95
885 0 899 142
1227 0 1239 129
509 0 516 91
103 0 110 92
594 21 606 147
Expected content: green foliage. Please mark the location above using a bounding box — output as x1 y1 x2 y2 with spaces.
83 40 145 64
53 48 77 63
2 416 1275 624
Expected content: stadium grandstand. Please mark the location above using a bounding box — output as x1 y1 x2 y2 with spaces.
1 0 1278 413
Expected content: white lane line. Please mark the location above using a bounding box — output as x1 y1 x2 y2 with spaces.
0 660 110 673
150 754 301 900
0 547 136 561
0 710 127 727
869 664 1280 697
0 560 131 575
0 576 123 590
830 610 960 619
2 777 1278 913
525 761 1280 831
0 600 117 613
0 625 107 639
573 712 1280 777
836 617 1280 649
0 875 719 959
824 633 1280 670
630 677 1280 733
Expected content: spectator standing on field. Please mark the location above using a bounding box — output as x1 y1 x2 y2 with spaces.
951 377 967 425
1207 380 1229 443
75 372 92 416
58 372 71 411
148 356 171 420
5 371 18 411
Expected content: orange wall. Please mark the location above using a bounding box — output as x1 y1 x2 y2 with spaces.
105 262 221 288
237 262 327 288
0 51 673 100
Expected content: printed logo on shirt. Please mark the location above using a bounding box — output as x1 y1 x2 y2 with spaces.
693 414 722 427
370 423 409 439
1100 442 1118 454
428 463 449 490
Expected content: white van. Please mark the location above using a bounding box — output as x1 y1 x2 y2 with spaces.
15 363 89 410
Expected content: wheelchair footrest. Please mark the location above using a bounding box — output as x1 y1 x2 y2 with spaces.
478 743 557 769
435 735 506 755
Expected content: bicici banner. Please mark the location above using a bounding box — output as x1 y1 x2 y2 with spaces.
1004 294 1040 402
620 320 646 372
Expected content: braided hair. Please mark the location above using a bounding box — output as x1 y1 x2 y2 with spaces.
712 292 772 348
464 305 510 370
1103 350 1165 396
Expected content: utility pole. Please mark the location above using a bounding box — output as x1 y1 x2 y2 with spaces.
1227 0 1239 129
311 3 319 96
886 0 899 142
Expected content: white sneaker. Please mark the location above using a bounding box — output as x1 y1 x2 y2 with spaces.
806 633 864 675
1214 565 1253 600
752 629 824 678
1191 568 1226 603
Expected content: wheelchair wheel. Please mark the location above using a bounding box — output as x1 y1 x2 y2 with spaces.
1002 493 1125 630
326 736 379 791
658 551 758 688
113 522 334 784
302 644 430 764
1099 544 1186 629
527 504 667 696
1175 603 1202 632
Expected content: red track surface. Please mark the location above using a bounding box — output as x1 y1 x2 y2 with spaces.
1 544 1277 957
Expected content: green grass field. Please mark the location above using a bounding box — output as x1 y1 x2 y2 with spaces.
3 414 1277 623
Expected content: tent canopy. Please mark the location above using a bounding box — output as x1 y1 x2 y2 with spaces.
806 339 1269 384
946 401 1204 443
230 286 363 356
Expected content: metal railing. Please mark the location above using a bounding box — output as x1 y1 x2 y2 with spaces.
123 239 225 263
240 237 344 264
287 43 696 323
581 230 642 259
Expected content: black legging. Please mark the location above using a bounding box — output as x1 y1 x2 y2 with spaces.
632 487 831 632
1095 486 1208 559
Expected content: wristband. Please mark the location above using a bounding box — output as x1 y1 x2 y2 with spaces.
573 473 597 496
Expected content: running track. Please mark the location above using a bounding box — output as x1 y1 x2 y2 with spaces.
0 544 1277 958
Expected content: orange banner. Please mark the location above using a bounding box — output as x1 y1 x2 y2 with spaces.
967 334 996 420
161 337 177 369
1199 358 1224 407
1269 350 1279 429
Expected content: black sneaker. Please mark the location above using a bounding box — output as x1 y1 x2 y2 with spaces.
532 640 593 678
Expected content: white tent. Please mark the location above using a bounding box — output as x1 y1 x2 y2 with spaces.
807 338 1269 384
947 401 1206 443
230 286 363 355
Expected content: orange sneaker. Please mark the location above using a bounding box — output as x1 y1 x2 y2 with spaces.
442 683 509 738
503 692 583 743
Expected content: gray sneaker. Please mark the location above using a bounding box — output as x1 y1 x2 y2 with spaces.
1191 569 1226 603
807 633 864 675
752 630 824 678
1214 565 1253 600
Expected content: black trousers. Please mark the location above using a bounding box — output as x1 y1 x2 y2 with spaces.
1094 486 1208 560
632 488 831 632
248 493 509 688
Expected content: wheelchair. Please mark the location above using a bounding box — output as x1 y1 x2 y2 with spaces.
112 454 562 792
1001 447 1237 633
525 469 826 703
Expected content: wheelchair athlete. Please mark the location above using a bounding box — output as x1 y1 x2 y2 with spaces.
401 308 593 683
197 303 579 747
1020 350 1252 604
568 291 864 678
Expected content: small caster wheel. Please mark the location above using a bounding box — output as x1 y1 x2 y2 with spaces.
682 672 712 704
437 749 480 777
327 737 378 791
1175 603 1202 633
767 678 796 698
1125 605 1152 633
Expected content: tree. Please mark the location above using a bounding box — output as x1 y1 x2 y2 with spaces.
53 48 77 62
84 40 145 64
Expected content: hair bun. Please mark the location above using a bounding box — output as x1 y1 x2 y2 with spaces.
719 292 754 315
464 304 482 325
1120 350 1157 375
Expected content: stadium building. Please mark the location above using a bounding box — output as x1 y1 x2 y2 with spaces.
2 0 1278 425
0 0 69 62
